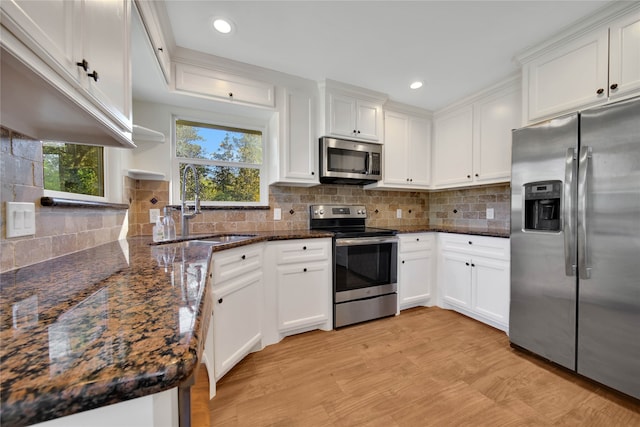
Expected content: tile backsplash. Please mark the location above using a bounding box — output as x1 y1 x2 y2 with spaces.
428 184 511 232
128 181 510 236
1 124 510 273
0 128 127 273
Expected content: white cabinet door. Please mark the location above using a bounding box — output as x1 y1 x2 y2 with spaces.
408 116 432 186
526 29 609 122
212 270 262 380
328 93 358 138
609 11 640 101
275 89 318 185
378 111 431 189
440 252 472 309
327 92 382 142
174 62 275 107
1 0 78 78
382 111 409 185
277 262 331 332
433 106 473 186
472 86 520 183
82 0 131 129
472 257 510 326
135 0 171 83
399 250 433 309
356 99 381 141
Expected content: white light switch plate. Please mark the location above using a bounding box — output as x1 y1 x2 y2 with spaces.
486 208 494 219
273 208 282 220
149 208 160 223
6 202 36 238
396 209 402 218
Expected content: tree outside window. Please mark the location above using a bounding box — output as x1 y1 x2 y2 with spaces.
175 120 263 204
43 142 104 197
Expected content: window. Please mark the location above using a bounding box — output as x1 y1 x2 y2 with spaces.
174 119 266 205
43 142 105 198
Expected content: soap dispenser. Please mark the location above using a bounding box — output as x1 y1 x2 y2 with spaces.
153 216 164 242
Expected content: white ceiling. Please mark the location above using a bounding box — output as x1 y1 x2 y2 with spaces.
134 1 612 112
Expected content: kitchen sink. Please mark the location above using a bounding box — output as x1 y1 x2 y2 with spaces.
153 234 257 247
199 234 257 244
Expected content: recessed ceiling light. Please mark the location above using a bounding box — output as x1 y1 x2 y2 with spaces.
213 18 233 34
410 81 423 90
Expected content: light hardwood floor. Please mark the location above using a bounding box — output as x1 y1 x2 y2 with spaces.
192 307 640 426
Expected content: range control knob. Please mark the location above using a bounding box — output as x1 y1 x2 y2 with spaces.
319 209 324 215
361 209 366 215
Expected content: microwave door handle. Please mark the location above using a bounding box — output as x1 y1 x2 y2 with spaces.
365 152 371 175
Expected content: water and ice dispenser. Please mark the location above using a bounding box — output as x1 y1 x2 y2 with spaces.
523 181 562 232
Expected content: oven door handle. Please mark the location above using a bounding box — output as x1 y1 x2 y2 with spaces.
335 236 398 247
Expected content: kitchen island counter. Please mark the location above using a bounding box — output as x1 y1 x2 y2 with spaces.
0 230 333 427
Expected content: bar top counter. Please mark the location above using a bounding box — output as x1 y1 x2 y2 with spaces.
0 231 330 427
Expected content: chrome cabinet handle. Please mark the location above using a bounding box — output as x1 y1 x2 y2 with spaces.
564 147 577 276
578 145 592 279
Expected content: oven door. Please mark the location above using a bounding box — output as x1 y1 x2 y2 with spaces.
334 236 398 302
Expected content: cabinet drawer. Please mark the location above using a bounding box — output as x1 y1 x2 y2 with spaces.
398 233 434 253
175 62 275 107
438 233 509 260
273 239 330 265
212 245 262 285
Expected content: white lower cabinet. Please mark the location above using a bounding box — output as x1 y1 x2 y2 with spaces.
276 262 330 331
212 270 262 380
398 233 435 309
204 244 263 391
263 238 332 346
438 234 510 332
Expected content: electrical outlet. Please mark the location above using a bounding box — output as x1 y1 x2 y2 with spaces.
486 208 494 219
149 208 160 223
396 209 402 219
274 208 282 220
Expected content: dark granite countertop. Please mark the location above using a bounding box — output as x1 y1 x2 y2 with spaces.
393 225 510 238
0 231 332 426
0 225 503 425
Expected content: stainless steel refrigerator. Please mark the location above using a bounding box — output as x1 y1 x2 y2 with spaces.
510 96 640 399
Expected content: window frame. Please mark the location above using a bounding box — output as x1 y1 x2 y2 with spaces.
42 142 111 203
171 114 268 207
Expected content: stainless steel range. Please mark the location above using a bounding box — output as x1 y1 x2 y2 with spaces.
309 204 398 328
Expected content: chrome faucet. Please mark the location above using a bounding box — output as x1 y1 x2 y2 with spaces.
180 164 201 237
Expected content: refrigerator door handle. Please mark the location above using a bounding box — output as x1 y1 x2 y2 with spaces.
564 147 577 276
578 145 592 279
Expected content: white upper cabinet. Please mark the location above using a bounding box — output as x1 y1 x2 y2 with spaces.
134 0 171 84
319 80 386 143
472 86 521 183
520 5 640 123
608 11 640 101
269 87 319 186
371 106 431 189
433 105 474 187
174 62 275 108
1 0 133 148
81 0 131 130
433 78 520 189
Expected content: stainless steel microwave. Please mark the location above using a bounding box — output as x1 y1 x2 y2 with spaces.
319 137 382 185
